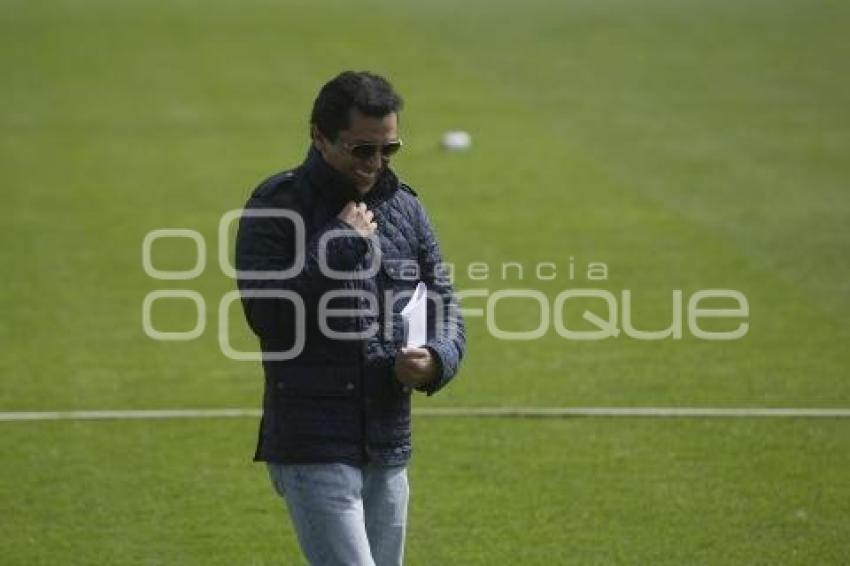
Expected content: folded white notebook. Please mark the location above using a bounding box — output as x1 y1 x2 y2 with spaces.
399 282 428 347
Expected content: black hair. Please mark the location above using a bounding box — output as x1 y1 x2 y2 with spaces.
310 71 403 141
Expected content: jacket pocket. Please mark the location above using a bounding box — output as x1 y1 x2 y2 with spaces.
381 258 420 284
381 258 420 316
269 365 356 398
266 365 360 443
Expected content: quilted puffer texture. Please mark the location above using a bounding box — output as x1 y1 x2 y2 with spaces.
236 147 465 466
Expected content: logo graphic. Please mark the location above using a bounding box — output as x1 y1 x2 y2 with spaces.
143 209 749 359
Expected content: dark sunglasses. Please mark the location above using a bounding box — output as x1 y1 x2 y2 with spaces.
339 139 403 160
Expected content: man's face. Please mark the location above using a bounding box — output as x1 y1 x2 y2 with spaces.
313 109 399 195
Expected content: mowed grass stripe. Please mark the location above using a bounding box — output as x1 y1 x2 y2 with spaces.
2 417 847 564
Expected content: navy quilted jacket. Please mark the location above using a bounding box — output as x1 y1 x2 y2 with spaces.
236 147 465 466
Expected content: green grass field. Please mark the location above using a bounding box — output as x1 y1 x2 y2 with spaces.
1 0 848 563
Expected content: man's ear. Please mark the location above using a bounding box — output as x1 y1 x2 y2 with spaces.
311 125 327 150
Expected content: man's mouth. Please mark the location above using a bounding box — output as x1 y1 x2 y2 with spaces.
355 169 377 181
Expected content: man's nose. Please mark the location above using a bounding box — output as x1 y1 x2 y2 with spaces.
366 150 382 169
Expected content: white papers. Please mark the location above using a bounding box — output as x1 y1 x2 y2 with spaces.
400 282 428 347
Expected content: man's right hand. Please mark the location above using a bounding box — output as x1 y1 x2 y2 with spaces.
338 201 377 238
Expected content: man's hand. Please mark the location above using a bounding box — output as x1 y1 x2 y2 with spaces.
338 201 377 238
394 347 439 390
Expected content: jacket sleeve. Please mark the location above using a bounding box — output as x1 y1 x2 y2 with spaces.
414 202 466 395
235 194 370 344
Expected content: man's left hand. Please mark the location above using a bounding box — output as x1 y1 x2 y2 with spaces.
394 347 439 390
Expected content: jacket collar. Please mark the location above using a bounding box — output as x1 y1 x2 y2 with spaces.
302 145 399 209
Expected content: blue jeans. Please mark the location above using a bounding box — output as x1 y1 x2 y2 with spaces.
267 462 409 566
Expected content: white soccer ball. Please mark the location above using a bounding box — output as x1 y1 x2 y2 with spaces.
440 130 471 151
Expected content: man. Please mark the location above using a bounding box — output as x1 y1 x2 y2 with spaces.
235 71 465 565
